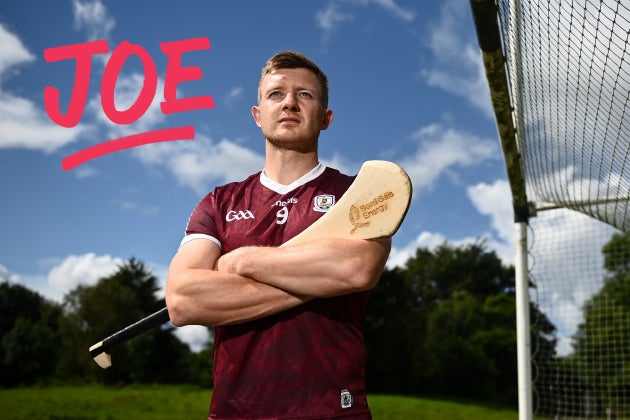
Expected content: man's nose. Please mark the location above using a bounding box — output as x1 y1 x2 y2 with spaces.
282 92 299 110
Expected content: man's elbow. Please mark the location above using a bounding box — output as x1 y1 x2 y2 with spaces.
165 293 189 327
346 258 386 291
351 266 383 291
165 271 196 327
351 238 391 291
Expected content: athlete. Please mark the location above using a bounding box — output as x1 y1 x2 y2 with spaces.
165 51 391 419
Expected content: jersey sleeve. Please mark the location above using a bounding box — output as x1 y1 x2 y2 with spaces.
180 191 222 249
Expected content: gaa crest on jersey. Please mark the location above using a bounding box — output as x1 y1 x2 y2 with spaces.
313 194 335 212
225 209 255 222
340 389 353 408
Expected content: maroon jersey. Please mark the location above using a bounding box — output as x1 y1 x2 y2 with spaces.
183 164 372 419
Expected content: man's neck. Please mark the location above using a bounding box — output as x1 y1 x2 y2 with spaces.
263 148 319 185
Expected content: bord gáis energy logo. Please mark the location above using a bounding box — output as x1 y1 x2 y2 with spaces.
349 190 395 234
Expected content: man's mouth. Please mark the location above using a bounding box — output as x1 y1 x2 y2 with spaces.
279 115 300 123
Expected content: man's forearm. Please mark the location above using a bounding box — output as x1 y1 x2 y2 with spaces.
167 266 309 327
216 237 391 298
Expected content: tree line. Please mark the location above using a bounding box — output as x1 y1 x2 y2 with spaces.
0 258 212 388
1 235 627 410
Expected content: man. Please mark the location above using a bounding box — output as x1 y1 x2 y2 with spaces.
166 51 391 419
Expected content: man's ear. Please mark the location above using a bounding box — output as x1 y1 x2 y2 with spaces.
251 106 262 127
321 109 334 130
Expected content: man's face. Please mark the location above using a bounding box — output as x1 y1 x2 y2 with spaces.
252 68 333 152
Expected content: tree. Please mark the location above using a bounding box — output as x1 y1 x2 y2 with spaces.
366 240 555 405
365 267 421 393
58 258 195 384
402 241 514 308
424 290 492 397
0 282 62 386
570 233 630 415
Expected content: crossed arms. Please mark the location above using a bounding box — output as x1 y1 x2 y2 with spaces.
165 237 391 327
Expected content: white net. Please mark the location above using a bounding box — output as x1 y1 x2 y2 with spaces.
497 0 629 231
472 0 629 417
528 211 627 417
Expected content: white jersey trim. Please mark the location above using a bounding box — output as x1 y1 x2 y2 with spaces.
180 233 221 249
260 163 326 194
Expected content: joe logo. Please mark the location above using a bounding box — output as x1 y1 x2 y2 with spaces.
43 37 214 170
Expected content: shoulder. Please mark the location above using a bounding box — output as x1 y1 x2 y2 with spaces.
200 171 263 202
322 165 353 178
321 166 355 188
219 171 262 192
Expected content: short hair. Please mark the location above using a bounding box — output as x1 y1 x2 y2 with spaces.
258 51 329 109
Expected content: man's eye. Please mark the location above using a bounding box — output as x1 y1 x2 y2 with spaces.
269 91 283 98
299 91 313 99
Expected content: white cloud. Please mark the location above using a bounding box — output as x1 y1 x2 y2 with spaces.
42 254 166 304
467 180 515 263
319 151 358 177
0 23 89 152
420 0 493 117
47 253 124 300
361 0 415 22
224 86 244 108
0 264 20 283
467 180 514 237
315 0 414 42
134 133 265 195
74 165 99 178
72 0 116 41
316 3 354 35
0 91 91 152
113 200 159 216
399 123 499 195
387 230 484 269
0 23 35 76
388 231 446 268
173 325 210 353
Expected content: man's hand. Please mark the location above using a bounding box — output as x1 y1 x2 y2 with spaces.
215 246 251 274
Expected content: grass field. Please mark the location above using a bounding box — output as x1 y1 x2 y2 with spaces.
0 385 518 419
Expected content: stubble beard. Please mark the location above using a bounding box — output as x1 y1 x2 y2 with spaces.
264 129 319 154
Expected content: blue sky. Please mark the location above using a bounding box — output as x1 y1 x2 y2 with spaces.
0 0 564 350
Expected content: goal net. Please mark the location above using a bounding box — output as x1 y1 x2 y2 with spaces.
471 0 629 418
529 212 627 418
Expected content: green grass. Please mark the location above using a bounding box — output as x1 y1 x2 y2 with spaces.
0 385 211 420
368 394 518 419
0 385 517 419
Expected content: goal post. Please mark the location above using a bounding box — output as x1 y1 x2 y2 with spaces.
470 2 533 418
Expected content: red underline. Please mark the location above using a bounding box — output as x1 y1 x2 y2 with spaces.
62 126 196 170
